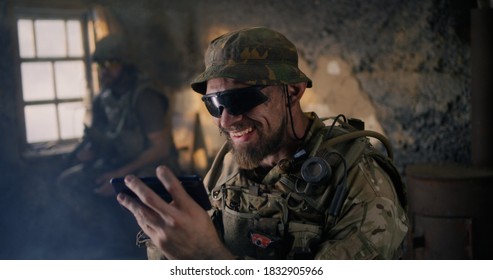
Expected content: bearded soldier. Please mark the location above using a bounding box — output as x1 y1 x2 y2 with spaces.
118 27 408 260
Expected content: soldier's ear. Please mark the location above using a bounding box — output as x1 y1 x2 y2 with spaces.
287 82 307 103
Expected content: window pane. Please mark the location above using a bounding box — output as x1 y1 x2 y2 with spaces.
92 63 100 93
67 20 83 57
58 102 85 139
35 19 66 57
25 104 58 143
55 61 86 99
17 19 35 58
21 62 55 101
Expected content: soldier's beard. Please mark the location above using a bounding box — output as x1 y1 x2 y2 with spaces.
222 117 287 170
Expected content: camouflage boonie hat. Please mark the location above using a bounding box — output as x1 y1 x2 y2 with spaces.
191 26 312 94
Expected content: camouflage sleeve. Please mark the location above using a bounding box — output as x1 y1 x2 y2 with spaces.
315 155 409 260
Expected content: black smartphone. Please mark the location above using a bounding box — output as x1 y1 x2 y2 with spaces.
110 175 212 210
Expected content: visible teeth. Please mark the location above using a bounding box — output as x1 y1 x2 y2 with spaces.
231 127 253 137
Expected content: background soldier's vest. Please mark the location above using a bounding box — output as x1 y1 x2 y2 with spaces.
207 118 406 259
88 83 159 166
107 85 146 163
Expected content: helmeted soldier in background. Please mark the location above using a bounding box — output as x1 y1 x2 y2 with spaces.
117 27 408 260
57 34 180 206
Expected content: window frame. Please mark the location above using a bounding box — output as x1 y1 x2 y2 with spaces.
12 7 97 157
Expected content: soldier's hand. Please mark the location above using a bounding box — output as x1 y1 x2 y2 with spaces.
76 143 95 162
116 165 235 259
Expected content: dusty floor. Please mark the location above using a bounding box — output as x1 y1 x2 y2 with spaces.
0 160 147 260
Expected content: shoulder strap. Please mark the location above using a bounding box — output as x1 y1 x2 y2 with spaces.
368 152 407 209
317 127 394 160
315 125 407 212
280 121 404 217
204 141 234 192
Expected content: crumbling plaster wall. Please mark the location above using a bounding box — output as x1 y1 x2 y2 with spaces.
1 0 472 174
156 0 470 172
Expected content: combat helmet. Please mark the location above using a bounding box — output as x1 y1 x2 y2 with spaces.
191 26 312 94
92 34 134 65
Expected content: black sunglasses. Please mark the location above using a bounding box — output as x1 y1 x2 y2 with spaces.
201 86 268 118
96 60 121 69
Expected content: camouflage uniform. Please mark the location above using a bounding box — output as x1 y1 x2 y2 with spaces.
57 35 180 218
203 112 408 259
86 82 179 173
143 27 408 259
60 34 180 180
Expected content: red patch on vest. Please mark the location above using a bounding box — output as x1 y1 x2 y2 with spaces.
250 232 273 248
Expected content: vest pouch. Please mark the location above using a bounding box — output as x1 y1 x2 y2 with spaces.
145 241 166 260
223 206 257 257
135 230 167 260
221 187 288 259
287 221 322 259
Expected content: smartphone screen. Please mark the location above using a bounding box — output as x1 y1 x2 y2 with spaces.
110 175 211 210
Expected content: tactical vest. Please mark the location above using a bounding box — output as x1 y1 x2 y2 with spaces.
87 83 161 166
205 114 406 259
